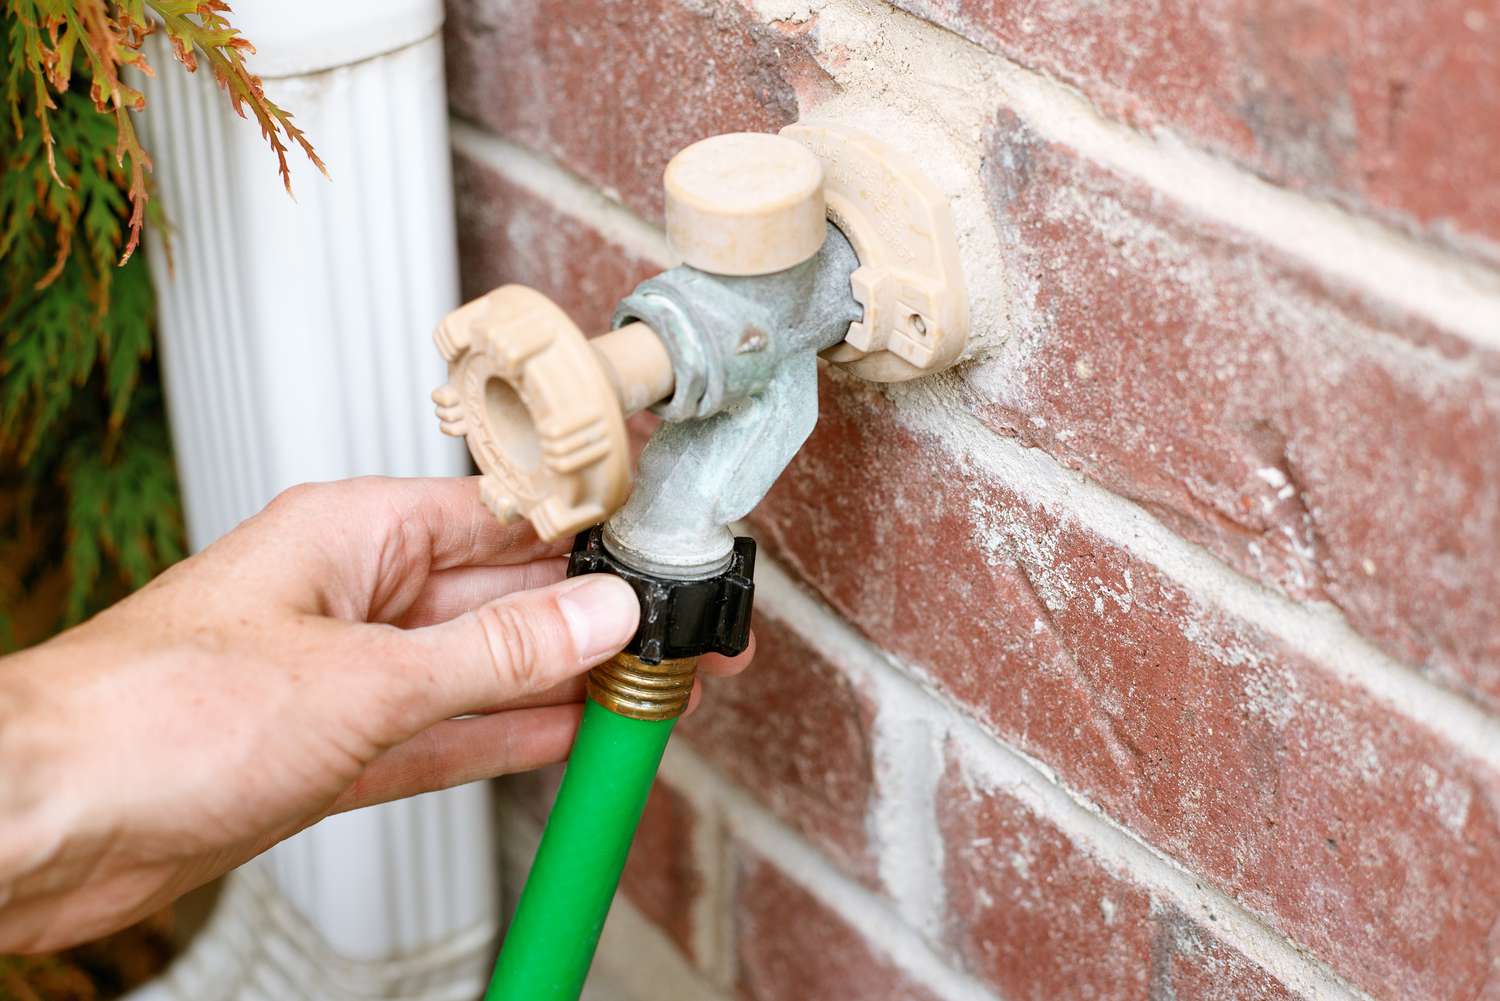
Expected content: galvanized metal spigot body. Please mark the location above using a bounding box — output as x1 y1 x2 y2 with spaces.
601 224 862 580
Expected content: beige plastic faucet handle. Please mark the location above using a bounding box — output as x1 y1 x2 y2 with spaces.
432 285 674 541
664 132 827 276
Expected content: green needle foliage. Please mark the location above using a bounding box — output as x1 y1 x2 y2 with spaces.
2 0 322 992
1 0 323 649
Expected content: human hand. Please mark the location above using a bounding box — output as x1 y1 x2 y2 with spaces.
0 476 752 951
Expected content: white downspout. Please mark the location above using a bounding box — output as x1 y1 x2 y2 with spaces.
126 3 497 998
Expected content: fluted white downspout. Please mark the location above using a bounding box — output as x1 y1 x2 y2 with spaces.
127 4 497 998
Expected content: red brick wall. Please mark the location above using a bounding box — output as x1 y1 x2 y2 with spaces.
447 2 1500 998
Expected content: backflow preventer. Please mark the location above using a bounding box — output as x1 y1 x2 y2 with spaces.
431 123 968 1000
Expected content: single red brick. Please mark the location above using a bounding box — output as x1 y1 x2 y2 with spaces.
445 0 832 222
939 752 1303 1000
895 0 1500 258
451 148 658 325
753 378 1500 1000
620 778 703 962
973 108 1500 711
733 850 943 1001
680 610 879 885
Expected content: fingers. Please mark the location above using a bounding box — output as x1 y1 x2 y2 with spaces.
465 657 735 715
448 629 755 712
339 627 745 813
375 477 572 570
394 574 638 723
420 668 709 720
469 675 587 713
335 671 721 816
327 476 570 570
402 569 756 674
394 558 569 628
234 477 571 615
700 631 756 678
448 625 754 711
330 704 584 814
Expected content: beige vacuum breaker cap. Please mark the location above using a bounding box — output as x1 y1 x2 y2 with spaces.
664 132 827 276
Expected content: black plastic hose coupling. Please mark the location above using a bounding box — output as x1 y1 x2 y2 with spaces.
567 526 755 665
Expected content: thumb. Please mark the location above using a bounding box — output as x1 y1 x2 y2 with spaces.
402 573 639 720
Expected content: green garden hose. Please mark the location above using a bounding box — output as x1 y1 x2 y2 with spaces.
483 667 685 1000
483 526 753 1000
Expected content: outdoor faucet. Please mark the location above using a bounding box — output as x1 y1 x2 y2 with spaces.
429 124 969 1001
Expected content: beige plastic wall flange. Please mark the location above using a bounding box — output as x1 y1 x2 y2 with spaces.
665 132 827 276
780 122 969 381
432 285 673 540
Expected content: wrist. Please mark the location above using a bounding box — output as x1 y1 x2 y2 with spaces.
0 658 70 903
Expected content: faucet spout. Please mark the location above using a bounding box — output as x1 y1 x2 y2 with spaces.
602 225 861 577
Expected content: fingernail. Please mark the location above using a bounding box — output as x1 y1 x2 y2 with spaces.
557 575 639 661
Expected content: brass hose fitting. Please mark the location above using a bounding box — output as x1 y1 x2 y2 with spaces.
587 653 699 721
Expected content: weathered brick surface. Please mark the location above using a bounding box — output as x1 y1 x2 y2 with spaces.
753 378 1500 1000
938 752 1302 1001
445 0 830 222
681 610 880 885
896 0 1500 258
451 148 657 323
619 779 704 962
448 3 1500 993
733 851 942 1001
973 109 1500 711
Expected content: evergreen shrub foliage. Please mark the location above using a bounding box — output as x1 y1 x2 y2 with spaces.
0 0 321 641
